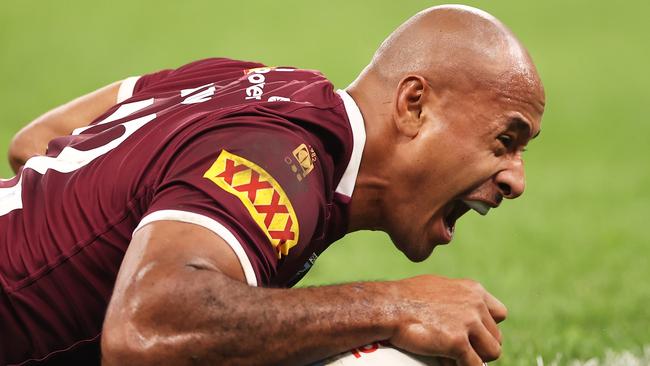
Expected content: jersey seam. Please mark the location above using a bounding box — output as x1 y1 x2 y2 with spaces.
211 96 345 120
275 98 345 115
13 333 102 366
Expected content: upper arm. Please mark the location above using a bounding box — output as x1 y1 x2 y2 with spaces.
111 220 246 304
102 220 246 364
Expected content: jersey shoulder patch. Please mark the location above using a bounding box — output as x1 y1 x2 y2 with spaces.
203 149 299 258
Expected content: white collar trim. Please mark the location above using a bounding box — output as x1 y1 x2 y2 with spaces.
335 89 366 198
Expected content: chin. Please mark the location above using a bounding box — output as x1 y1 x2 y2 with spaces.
391 233 436 262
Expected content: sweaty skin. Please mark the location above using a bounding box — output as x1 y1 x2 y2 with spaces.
10 5 544 366
102 221 506 366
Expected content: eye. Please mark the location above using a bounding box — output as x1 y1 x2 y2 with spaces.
497 134 514 149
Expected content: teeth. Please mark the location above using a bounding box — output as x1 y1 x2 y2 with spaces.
463 200 491 216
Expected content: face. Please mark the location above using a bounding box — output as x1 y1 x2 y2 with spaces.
385 73 545 261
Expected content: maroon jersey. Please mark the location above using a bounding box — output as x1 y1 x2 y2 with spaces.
0 58 366 365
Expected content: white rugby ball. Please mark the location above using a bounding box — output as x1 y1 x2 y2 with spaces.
312 342 442 366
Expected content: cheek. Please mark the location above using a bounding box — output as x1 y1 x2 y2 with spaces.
450 149 497 183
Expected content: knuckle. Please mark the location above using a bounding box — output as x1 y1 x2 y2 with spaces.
462 314 481 330
447 333 469 353
472 296 485 307
469 280 485 292
465 297 484 311
471 313 484 327
460 278 484 293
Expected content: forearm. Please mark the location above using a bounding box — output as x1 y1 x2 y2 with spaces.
102 266 398 366
103 222 507 365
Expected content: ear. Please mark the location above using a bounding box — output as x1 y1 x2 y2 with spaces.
393 75 428 138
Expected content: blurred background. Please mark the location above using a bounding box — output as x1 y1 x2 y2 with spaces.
1 1 648 364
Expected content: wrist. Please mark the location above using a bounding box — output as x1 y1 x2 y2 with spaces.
357 280 404 341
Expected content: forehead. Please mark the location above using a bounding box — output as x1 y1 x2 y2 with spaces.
475 70 545 134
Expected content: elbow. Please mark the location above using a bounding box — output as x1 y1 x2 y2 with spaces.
100 330 125 366
101 319 148 366
101 290 164 365
8 133 27 173
102 317 176 366
101 274 192 365
8 129 41 174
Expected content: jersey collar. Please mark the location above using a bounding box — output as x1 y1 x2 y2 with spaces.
335 89 366 198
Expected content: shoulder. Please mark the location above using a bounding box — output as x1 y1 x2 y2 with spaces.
147 122 327 261
167 123 325 203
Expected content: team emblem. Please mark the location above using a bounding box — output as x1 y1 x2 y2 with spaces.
285 143 317 181
204 150 299 258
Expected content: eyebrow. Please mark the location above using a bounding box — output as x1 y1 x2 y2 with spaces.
510 117 540 140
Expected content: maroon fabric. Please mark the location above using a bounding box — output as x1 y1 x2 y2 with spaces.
0 58 354 364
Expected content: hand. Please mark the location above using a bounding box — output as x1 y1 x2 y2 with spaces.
388 275 507 366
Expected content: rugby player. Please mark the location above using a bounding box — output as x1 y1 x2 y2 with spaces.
0 5 545 366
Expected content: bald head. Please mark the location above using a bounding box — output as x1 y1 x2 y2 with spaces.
358 4 543 97
346 5 546 254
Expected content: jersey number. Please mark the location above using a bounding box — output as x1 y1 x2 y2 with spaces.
0 98 156 216
0 81 217 216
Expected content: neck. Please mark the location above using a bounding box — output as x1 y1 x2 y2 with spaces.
345 76 394 233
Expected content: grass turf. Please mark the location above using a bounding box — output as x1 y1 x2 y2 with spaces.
1 1 649 364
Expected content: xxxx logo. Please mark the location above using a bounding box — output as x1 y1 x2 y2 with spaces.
204 150 299 258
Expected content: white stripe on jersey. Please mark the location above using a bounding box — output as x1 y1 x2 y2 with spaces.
134 210 259 287
117 76 140 103
335 90 366 198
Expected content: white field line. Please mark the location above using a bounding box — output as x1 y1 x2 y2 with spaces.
536 346 650 366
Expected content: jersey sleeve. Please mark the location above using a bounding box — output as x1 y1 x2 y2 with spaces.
136 123 326 287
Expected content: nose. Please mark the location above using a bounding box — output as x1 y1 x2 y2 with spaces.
494 158 526 199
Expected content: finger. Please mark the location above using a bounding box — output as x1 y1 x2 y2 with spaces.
468 321 502 362
453 337 484 366
482 291 507 323
478 303 502 344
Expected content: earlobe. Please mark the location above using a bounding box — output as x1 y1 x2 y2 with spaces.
393 76 427 138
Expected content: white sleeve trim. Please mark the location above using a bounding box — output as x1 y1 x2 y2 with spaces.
335 89 367 197
134 210 258 287
117 76 140 103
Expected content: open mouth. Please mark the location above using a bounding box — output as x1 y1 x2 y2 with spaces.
440 199 493 242
442 200 471 240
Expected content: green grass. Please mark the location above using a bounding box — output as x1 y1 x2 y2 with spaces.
2 1 649 365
